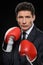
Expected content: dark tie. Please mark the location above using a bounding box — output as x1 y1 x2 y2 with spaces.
23 32 26 40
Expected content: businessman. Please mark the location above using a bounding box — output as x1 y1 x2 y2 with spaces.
2 2 43 65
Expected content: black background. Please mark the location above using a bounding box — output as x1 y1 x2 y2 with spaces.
0 0 43 65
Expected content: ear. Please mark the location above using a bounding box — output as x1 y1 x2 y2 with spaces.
32 15 36 22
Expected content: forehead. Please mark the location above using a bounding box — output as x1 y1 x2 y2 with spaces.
17 10 32 16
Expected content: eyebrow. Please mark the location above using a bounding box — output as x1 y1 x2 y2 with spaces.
18 16 23 18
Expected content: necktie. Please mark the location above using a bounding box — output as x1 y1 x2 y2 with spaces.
23 32 26 40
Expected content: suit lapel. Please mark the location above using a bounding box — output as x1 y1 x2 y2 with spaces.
27 26 37 42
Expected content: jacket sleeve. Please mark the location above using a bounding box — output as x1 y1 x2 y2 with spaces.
33 36 43 65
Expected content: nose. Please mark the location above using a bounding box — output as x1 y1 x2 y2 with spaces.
22 17 26 24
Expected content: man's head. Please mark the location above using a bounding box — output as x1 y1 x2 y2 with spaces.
15 2 36 31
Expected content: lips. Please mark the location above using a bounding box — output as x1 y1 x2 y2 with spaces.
21 25 28 27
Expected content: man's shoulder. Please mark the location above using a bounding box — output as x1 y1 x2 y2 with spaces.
33 26 43 47
34 26 43 41
37 29 43 35
34 26 43 35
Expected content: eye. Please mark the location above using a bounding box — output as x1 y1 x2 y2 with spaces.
25 16 31 18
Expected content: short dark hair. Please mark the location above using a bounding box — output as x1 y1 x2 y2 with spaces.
15 2 35 16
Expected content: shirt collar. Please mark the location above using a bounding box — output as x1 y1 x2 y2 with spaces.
25 23 34 35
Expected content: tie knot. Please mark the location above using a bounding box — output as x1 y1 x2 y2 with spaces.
23 31 26 35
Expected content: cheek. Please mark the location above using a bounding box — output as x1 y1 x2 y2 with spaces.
28 19 33 24
29 21 33 24
17 19 20 24
17 21 22 26
27 21 33 27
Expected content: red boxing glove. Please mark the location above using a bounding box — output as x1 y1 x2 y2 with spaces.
2 27 21 52
4 27 21 43
19 40 37 62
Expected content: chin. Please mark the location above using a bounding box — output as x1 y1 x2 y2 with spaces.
22 27 29 31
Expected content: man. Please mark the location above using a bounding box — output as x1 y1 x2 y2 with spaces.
2 2 43 65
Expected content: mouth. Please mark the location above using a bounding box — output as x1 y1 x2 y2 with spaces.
21 25 28 27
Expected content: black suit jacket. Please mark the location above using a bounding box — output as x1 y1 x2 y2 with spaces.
2 25 43 65
27 26 43 65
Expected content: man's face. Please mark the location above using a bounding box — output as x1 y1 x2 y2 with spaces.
16 11 35 31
